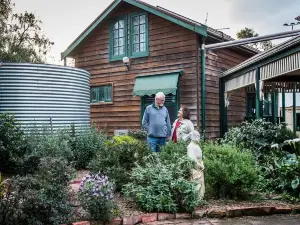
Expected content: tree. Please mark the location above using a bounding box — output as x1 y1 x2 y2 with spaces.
0 0 54 63
236 27 274 51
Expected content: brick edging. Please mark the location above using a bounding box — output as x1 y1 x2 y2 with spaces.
69 206 300 225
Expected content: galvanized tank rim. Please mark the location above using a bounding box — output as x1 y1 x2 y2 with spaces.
0 62 89 75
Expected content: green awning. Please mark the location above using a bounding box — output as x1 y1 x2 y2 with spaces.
133 71 182 96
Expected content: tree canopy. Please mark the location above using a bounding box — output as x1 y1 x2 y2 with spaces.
0 0 54 63
236 27 273 51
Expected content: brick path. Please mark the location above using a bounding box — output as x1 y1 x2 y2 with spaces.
143 214 300 225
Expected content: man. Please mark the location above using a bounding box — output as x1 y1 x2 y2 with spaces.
142 92 171 152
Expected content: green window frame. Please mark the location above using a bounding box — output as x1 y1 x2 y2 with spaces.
109 16 127 61
90 85 113 103
130 12 149 58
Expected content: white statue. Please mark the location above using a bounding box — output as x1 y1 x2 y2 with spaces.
187 130 205 199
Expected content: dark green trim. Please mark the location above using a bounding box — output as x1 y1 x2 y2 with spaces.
282 89 286 121
255 68 260 119
219 78 227 137
109 15 128 61
176 80 180 114
272 85 276 124
129 12 149 58
140 96 144 127
61 0 122 60
224 44 300 81
293 82 296 134
201 45 206 138
136 70 183 78
61 0 207 59
123 0 207 37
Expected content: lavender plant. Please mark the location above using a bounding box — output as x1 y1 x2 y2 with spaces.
78 173 118 222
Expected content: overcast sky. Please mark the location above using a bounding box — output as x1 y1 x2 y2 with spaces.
13 0 300 65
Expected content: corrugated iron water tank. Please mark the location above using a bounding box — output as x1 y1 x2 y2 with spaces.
0 63 90 131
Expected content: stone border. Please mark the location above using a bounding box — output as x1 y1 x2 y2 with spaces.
68 206 300 225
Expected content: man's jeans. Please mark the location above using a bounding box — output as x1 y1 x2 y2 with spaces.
147 136 166 152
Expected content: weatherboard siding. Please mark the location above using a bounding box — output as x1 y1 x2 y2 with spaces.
74 3 198 134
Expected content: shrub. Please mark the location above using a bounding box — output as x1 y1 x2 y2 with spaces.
123 154 200 213
78 173 118 222
106 135 137 146
0 157 75 225
88 139 150 191
160 141 193 180
27 129 74 162
128 130 147 141
204 143 259 199
259 152 300 199
0 113 29 174
71 127 107 169
221 119 296 160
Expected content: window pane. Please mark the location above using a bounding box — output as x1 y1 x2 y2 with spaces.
113 30 118 38
114 22 118 30
118 38 124 46
140 33 145 42
119 29 124 38
140 15 145 24
140 43 145 52
119 20 124 28
114 47 118 55
106 86 112 101
98 87 105 102
133 44 139 52
119 46 124 55
113 38 118 47
133 25 139 34
90 88 97 102
140 24 145 33
133 16 139 25
134 34 139 44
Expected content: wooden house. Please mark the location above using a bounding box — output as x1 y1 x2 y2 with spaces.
61 0 258 139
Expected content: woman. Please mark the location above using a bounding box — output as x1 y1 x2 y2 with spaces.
170 105 194 142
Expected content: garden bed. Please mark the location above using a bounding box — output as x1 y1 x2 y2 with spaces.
70 171 299 219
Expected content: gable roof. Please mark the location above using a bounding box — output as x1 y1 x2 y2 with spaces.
61 0 258 60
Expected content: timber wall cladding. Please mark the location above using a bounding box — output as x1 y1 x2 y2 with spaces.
74 3 198 134
203 47 249 139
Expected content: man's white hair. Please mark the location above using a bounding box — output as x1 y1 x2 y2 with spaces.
155 92 165 99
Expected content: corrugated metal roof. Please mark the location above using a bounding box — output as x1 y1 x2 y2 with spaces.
224 35 300 76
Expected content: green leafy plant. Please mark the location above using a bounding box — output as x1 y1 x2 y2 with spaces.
221 119 296 160
106 135 137 147
71 127 107 169
259 152 300 199
0 157 75 225
88 139 150 191
204 143 259 199
0 112 29 174
27 128 74 162
128 130 147 141
78 173 118 222
123 154 200 213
